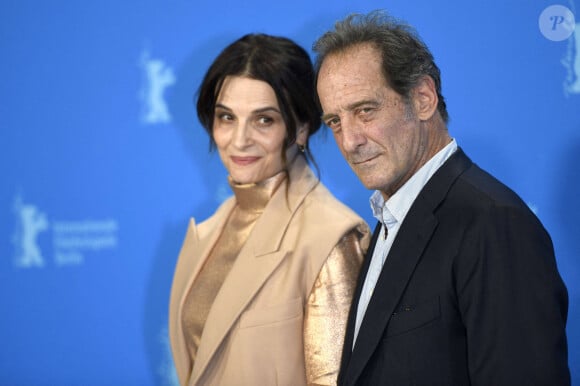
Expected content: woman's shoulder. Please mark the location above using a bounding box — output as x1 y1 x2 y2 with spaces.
195 195 236 232
295 181 370 267
303 181 366 226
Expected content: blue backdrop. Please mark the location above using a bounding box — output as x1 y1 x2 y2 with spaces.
1 1 579 384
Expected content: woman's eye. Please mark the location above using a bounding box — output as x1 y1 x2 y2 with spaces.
257 116 273 125
217 113 233 122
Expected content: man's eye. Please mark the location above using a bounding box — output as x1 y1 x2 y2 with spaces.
326 117 340 128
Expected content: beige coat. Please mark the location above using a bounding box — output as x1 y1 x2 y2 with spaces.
169 156 368 386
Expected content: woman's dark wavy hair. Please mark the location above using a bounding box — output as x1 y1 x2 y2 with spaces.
313 10 449 123
196 34 322 161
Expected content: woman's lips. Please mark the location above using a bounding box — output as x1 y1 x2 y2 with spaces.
231 156 260 165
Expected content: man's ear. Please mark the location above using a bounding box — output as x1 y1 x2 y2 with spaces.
412 76 439 121
296 123 309 146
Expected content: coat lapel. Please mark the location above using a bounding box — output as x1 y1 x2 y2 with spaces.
341 149 473 386
191 156 318 384
171 200 235 383
177 200 236 312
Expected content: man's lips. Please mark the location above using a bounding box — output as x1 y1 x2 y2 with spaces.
351 154 379 165
231 156 260 165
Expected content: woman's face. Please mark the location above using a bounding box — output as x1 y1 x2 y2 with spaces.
213 76 304 184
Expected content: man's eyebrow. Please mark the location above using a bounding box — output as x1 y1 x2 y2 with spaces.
348 99 379 111
321 99 379 122
321 112 337 122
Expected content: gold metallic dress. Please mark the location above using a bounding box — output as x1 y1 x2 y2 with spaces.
181 170 364 385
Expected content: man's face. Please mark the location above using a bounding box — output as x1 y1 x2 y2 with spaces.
317 44 430 199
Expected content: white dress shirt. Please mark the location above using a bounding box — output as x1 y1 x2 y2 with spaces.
352 139 458 347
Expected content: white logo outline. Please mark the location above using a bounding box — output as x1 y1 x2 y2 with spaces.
139 49 176 124
12 195 49 268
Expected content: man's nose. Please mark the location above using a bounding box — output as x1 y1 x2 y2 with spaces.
340 116 366 153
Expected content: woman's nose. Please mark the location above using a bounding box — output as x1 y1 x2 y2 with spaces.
232 121 252 148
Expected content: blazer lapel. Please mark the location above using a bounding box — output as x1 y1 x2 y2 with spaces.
341 149 473 386
176 199 236 311
170 200 235 385
191 156 318 384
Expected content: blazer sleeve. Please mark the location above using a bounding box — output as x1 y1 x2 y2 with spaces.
456 204 570 386
303 225 369 386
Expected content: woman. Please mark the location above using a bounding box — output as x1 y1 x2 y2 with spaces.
169 33 369 386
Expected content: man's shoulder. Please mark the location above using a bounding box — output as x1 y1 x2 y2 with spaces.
427 148 529 211
453 162 529 210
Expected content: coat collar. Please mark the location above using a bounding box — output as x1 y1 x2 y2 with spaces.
341 148 473 386
187 155 318 384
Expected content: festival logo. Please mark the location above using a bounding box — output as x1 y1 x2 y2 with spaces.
563 22 580 95
139 49 176 124
538 3 580 95
11 195 120 268
12 195 49 268
52 219 119 266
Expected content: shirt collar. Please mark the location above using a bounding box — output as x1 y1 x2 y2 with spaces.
369 139 458 227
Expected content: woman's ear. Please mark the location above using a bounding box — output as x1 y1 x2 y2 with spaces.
296 123 309 147
412 75 438 121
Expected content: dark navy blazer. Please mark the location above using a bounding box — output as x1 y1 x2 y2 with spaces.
338 148 570 386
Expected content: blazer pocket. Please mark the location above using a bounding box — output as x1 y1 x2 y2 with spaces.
239 297 303 329
385 296 440 338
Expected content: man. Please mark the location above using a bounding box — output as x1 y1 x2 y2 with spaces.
314 11 570 386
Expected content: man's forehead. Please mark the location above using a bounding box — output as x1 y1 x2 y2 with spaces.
322 43 380 66
318 60 386 94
